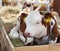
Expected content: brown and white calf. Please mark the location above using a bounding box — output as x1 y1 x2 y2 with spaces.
9 9 59 45
9 4 59 45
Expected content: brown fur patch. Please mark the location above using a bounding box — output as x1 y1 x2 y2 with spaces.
53 0 60 16
41 18 50 35
33 6 38 10
2 0 17 6
38 5 46 12
42 12 59 41
20 13 28 32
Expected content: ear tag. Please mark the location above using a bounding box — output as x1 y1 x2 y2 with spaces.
23 17 26 22
45 17 51 23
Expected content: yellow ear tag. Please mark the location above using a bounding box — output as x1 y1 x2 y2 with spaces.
23 17 26 22
45 17 51 23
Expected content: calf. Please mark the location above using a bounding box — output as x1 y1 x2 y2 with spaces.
9 10 59 45
9 4 59 45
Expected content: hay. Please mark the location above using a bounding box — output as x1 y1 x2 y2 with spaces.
0 6 24 47
0 6 20 23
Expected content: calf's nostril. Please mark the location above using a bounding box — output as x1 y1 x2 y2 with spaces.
27 32 30 35
24 32 30 37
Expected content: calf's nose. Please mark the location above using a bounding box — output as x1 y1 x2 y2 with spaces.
24 32 30 37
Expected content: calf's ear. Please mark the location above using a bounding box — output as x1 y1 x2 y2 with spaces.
44 12 54 19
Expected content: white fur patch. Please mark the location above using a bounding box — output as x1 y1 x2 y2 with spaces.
9 30 19 38
25 11 47 38
19 31 33 44
9 20 20 38
49 37 57 44
50 18 55 32
19 34 26 43
25 37 33 45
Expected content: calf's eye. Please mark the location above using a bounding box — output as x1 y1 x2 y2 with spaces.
36 22 40 24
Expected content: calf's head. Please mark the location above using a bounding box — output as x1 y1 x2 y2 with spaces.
20 11 47 38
